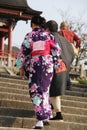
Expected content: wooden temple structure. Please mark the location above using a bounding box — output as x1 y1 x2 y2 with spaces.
0 0 42 56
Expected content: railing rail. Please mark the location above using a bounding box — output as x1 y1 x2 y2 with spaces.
0 50 18 57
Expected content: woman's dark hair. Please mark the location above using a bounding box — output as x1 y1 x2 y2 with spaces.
46 20 58 32
31 16 46 28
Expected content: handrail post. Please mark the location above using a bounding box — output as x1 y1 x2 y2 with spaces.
7 54 12 67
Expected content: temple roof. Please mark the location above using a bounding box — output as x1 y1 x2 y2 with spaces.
0 0 42 38
0 0 42 15
0 0 29 9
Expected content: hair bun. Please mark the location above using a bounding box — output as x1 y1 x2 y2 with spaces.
31 16 46 28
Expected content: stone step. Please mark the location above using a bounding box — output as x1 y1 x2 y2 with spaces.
0 86 28 95
0 87 86 103
1 85 87 99
72 83 87 88
0 73 21 79
0 81 87 102
0 116 87 130
0 78 87 98
0 102 87 117
0 92 29 101
1 77 87 89
62 95 87 102
0 81 28 90
0 92 87 102
0 68 8 74
65 90 87 97
0 77 28 85
0 91 87 105
0 98 87 110
0 68 7 73
0 81 87 98
0 128 29 130
0 99 32 110
62 99 87 108
62 106 87 115
71 87 87 92
0 86 87 99
0 78 87 97
0 107 35 118
0 76 87 130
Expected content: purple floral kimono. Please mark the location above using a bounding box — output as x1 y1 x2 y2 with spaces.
16 28 61 121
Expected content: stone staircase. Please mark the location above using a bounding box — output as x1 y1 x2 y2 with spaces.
0 65 17 77
0 76 87 130
0 65 8 75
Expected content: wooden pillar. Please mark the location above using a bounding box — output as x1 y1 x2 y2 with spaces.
8 24 13 54
0 37 5 55
7 24 13 67
0 38 2 54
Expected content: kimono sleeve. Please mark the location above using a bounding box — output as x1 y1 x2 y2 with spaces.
15 33 32 68
50 39 61 70
50 38 61 57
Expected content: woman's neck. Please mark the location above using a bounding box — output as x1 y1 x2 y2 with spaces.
32 24 40 30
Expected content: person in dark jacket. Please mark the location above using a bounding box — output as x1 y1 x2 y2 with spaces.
46 20 75 121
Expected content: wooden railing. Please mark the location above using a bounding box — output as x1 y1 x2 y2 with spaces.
0 50 18 67
0 50 18 57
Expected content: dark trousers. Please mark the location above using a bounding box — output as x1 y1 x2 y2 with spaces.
66 75 71 90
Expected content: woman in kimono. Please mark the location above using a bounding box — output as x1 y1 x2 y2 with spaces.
15 16 61 129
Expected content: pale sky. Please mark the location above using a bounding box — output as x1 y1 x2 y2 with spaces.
7 0 87 48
